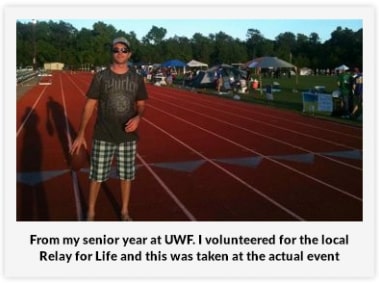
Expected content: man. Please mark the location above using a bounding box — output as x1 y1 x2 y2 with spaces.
70 37 148 221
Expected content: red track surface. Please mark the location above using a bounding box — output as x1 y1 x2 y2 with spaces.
16 71 363 221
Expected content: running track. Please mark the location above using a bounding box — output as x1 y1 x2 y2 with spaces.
16 71 363 221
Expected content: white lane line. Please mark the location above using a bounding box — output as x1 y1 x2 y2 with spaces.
137 153 196 221
151 96 361 171
143 118 305 221
63 72 87 97
147 104 362 202
156 89 362 143
59 74 83 221
157 87 362 139
16 86 48 137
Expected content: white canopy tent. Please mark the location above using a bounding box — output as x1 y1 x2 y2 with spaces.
335 64 349 72
245 56 298 94
187 59 208 68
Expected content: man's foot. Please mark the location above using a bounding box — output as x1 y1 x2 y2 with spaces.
121 212 133 221
87 213 95 221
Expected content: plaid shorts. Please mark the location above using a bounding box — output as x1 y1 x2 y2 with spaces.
89 139 137 182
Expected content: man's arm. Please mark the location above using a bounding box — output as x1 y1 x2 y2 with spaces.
70 98 97 154
125 100 146 133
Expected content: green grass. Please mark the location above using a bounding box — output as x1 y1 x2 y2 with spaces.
245 75 338 110
178 75 362 126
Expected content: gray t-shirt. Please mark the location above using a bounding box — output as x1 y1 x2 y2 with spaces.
86 68 148 143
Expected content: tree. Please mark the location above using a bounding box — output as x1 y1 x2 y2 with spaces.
293 33 311 67
210 31 238 65
324 26 361 68
76 28 95 69
16 20 362 72
47 20 77 63
275 32 296 62
91 21 117 66
163 36 192 61
246 28 264 59
309 32 321 45
142 26 167 45
16 21 32 67
191 33 212 64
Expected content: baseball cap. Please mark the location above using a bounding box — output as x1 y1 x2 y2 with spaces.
112 37 130 48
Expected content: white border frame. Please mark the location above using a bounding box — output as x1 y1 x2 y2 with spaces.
2 3 376 282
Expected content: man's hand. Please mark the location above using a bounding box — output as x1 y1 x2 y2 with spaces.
124 115 141 133
70 135 87 155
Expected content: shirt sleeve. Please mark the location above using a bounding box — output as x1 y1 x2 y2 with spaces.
136 75 149 101
86 72 103 99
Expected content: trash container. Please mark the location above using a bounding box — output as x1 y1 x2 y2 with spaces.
252 79 258 90
265 85 273 100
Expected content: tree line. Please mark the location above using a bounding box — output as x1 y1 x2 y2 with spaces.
16 20 362 71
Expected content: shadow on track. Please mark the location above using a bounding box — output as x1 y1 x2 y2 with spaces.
17 107 49 220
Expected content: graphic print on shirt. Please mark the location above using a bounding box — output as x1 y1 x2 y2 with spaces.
102 76 138 126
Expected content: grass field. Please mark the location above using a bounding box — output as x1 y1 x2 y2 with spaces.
246 75 337 110
182 75 362 126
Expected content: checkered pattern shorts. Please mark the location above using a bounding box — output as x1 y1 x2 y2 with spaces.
89 139 137 182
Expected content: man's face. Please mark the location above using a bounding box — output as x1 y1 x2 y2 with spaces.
112 43 131 64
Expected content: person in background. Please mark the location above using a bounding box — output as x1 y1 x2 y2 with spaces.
337 68 353 118
350 67 363 119
216 68 223 93
70 37 148 221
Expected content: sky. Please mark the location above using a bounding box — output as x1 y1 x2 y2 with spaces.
37 18 362 43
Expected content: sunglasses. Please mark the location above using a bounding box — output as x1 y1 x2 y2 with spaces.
112 47 130 54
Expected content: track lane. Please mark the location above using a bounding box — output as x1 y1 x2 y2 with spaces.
144 96 361 199
140 110 360 219
150 95 362 169
139 118 304 221
137 84 361 218
153 87 362 149
161 85 363 136
16 72 363 221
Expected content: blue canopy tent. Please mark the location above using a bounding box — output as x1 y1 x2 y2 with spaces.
160 59 187 78
160 59 186 67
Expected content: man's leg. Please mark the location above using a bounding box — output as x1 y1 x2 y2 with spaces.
87 139 114 221
117 141 136 221
87 180 102 220
120 179 132 220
